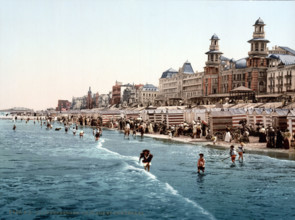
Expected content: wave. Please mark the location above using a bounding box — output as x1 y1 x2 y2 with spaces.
96 138 216 220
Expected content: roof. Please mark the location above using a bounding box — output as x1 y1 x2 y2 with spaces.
220 56 230 61
205 50 223 54
182 61 194 74
230 86 253 92
142 84 158 91
161 68 178 78
269 54 295 66
279 46 295 56
254 17 264 25
235 58 247 69
248 38 269 43
211 34 220 40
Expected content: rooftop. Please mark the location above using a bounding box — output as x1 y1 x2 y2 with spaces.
182 61 194 74
161 68 178 78
254 17 265 26
211 34 220 40
269 54 295 66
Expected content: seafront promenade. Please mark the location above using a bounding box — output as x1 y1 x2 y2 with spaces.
2 103 295 160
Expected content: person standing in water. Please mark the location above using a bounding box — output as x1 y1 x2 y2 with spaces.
237 142 245 162
197 153 205 174
230 145 237 164
72 127 76 135
13 125 16 130
139 150 153 172
79 130 84 138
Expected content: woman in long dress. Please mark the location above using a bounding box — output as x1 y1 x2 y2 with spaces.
224 128 231 142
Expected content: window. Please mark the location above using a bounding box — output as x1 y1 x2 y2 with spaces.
261 43 264 51
255 43 259 51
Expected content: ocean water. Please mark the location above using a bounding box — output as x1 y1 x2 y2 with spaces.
0 120 295 220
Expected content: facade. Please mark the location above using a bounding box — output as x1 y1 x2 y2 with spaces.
71 97 86 110
203 18 295 103
56 100 71 111
159 61 204 105
267 47 295 94
98 94 111 108
138 84 159 106
111 81 122 105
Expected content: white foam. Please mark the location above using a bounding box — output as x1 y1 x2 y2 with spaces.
95 137 216 220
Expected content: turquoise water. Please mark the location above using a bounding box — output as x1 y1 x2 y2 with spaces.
0 120 295 220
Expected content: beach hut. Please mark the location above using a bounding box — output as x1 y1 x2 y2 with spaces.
229 108 247 128
100 110 121 125
209 111 232 136
273 109 289 131
166 109 184 126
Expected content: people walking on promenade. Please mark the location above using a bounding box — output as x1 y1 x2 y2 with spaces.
197 153 205 174
276 129 284 148
284 129 291 149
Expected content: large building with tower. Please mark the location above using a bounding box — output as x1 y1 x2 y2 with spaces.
158 18 295 105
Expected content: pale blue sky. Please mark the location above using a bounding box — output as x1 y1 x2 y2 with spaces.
0 0 295 110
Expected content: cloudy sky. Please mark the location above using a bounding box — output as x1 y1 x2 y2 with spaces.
0 0 295 110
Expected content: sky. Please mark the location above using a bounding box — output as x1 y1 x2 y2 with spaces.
0 0 295 110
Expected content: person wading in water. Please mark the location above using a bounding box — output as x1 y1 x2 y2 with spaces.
139 150 153 172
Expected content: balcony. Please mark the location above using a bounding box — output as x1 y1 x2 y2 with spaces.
284 82 292 87
276 84 283 88
268 76 274 80
285 75 292 78
276 76 283 80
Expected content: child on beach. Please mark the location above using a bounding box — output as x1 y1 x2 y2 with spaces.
197 153 205 173
237 142 245 162
230 145 237 164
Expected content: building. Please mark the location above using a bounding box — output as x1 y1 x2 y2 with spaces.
56 100 71 111
158 61 204 105
201 18 295 104
138 84 159 106
267 47 295 96
98 94 111 108
111 81 122 105
86 87 93 109
71 97 86 110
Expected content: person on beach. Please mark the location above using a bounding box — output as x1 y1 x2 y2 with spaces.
230 145 237 164
65 125 68 133
197 153 205 174
237 142 245 162
224 128 231 142
139 150 153 172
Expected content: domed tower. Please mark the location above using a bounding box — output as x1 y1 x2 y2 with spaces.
205 34 223 67
203 34 223 96
247 18 269 94
247 17 269 67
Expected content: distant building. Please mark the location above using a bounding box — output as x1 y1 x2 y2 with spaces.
56 100 71 111
138 84 159 106
111 81 122 105
99 94 111 108
71 96 86 110
158 61 204 105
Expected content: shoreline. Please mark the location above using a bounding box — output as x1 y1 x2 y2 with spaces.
104 128 295 161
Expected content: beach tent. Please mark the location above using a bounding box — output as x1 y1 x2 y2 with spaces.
273 109 289 131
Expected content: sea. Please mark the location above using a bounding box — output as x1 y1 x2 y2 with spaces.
1 120 295 220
